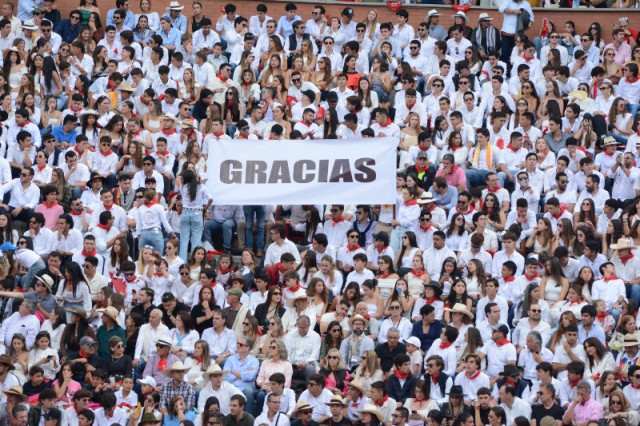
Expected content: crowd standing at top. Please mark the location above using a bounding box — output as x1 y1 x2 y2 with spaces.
0 0 637 426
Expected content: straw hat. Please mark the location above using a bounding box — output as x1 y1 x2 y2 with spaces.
348 314 369 329
162 113 179 123
166 1 184 10
164 361 190 376
293 400 313 415
347 380 366 394
0 355 15 370
622 334 640 347
99 306 119 322
417 191 435 204
35 274 54 292
326 395 347 406
451 11 469 23
358 404 383 422
444 303 474 319
202 364 228 379
118 82 135 92
2 385 26 401
180 119 195 129
65 306 88 322
610 239 637 250
602 136 619 146
286 289 309 308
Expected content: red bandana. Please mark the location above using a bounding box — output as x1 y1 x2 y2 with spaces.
466 370 481 380
424 296 436 304
394 370 410 380
487 185 502 193
97 224 111 232
570 376 583 388
288 283 302 293
17 120 30 127
495 338 510 347
439 341 453 349
506 143 519 153
162 128 176 136
103 203 113 211
525 273 539 281
346 244 361 253
620 253 635 265
100 149 114 157
404 200 418 207
415 163 429 173
157 150 169 157
70 209 82 216
603 275 618 282
420 224 432 232
406 101 416 110
217 74 228 82
412 269 425 276
376 246 388 254
37 163 47 172
43 201 58 208
218 266 232 275
373 395 388 407
456 204 474 215
597 312 610 322
503 276 515 282
552 208 565 219
158 358 168 371
145 200 158 208
331 216 345 225
82 249 97 257
626 76 640 83
379 117 393 128
430 373 439 384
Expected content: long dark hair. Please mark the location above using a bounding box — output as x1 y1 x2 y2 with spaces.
305 207 322 241
110 236 129 270
181 169 198 202
396 231 418 262
66 262 85 298
323 107 339 139
447 213 466 237
42 56 57 92
0 212 13 244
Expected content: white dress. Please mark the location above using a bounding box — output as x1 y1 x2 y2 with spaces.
399 247 420 269
543 278 563 303
8 67 27 89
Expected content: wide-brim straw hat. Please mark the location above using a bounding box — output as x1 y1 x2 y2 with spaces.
164 361 191 376
286 289 309 308
348 314 369 329
444 303 474 319
347 380 366 394
202 364 228 379
610 239 636 250
98 306 119 322
2 385 26 401
358 404 383 422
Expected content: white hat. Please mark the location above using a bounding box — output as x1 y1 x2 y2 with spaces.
166 1 184 10
164 361 190 376
478 13 493 20
137 376 157 387
427 9 440 18
22 20 38 30
452 11 469 23
286 289 309 308
406 336 422 348
156 335 172 347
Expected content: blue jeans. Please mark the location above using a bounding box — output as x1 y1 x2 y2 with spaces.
204 219 236 250
139 228 164 253
627 284 640 307
532 37 549 59
628 103 640 120
501 33 515 65
21 259 46 290
71 186 83 198
465 169 490 188
243 205 266 252
498 168 520 188
242 387 255 417
255 389 267 416
390 225 408 253
179 208 204 261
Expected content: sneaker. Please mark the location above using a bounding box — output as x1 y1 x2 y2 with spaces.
202 241 215 252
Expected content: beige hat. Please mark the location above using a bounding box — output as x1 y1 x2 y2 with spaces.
2 385 26 401
602 136 619 146
118 82 135 92
610 239 637 250
622 333 640 347
358 404 383 422
540 416 557 426
162 113 179 123
347 380 366 394
326 395 347 406
166 1 184 10
348 314 369 329
417 191 435 204
99 306 119 322
35 274 54 292
202 364 228 379
164 361 191 376
478 13 493 20
293 400 313 414
286 289 309 308
22 20 38 30
80 109 98 118
444 303 474 319
156 335 172 347
180 119 195 129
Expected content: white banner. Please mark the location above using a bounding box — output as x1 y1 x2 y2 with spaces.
205 138 398 205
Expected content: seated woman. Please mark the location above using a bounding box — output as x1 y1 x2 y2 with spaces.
318 349 350 396
103 336 132 379
51 362 81 408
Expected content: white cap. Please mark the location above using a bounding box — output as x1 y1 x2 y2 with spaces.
137 376 157 387
406 336 422 348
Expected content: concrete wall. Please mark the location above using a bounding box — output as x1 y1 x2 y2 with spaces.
53 0 637 38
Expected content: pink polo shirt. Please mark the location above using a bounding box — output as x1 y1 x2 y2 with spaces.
435 166 467 190
572 398 604 424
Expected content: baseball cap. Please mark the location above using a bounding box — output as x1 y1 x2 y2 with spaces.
79 336 95 347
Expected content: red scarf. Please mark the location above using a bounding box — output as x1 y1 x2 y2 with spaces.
570 376 583 388
376 246 388 254
156 150 169 157
427 204 436 212
82 249 97 257
596 312 610 322
140 95 149 105
424 296 436 304
43 201 58 208
218 266 233 275
379 272 392 279
412 269 425 276
603 275 618 282
331 216 345 225
406 101 416 110
506 143 519 153
552 208 565 219
456 204 474 215
626 76 640 83
69 209 82 216
37 163 47 172
217 74 228 82
404 200 418 207
430 372 439 384
503 276 515 282
346 244 361 253
495 338 510 347
158 358 168 371
78 349 90 359
521 54 534 63
162 128 176 136
620 252 634 265
604 149 615 157
74 145 84 156
99 149 114 157
466 370 481 380
394 370 410 380
373 395 388 407
145 200 158 208
420 224 432 232
379 117 393 128
97 223 111 232
415 163 429 173
439 341 453 349
17 120 30 127
486 185 502 193
525 273 539 281
288 283 302 293
103 203 113 211
632 383 640 390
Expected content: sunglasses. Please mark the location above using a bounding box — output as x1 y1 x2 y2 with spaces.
327 356 338 359
272 292 281 296
390 306 401 310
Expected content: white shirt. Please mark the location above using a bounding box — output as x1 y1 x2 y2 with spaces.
284 329 321 365
479 339 517 378
263 238 301 266
0 312 40 349
500 398 532 426
0 179 39 209
297 388 333 422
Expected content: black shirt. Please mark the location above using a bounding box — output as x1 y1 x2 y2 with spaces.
375 342 406 373
159 301 190 329
532 402 565 424
131 302 155 323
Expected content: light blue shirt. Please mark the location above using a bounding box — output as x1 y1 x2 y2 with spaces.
106 8 135 29
158 27 181 49
161 13 187 35
578 322 606 345
223 354 259 390
276 15 301 39
18 0 36 21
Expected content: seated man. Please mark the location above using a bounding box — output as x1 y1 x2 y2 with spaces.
203 204 246 254
0 166 39 222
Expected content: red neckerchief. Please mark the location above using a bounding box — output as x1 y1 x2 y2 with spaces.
218 266 233 275
406 101 416 110
418 145 428 152
415 163 429 173
373 395 388 407
603 275 618 282
379 272 392 279
521 54 534 63
37 163 47 172
412 269 425 276
299 121 312 127
158 358 168 371
627 76 640 83
503 276 515 282
17 120 30 127
157 150 169 157
456 204 474 215
351 398 361 408
43 201 58 208
570 376 583 388
506 143 519 153
125 274 138 283
447 165 459 174
439 341 453 349
466 370 481 380
99 149 114 157
525 273 539 281
597 312 610 322
217 74 228 82
288 283 302 293
70 209 82 216
430 372 439 384
379 118 393 128
504 377 516 386
97 224 111 232
153 272 164 276
552 208 565 219
424 296 436 304
451 145 461 152
495 338 510 347
276 263 286 274
74 145 84 156
404 200 418 206
331 216 345 225
103 203 113 211
569 300 581 306
71 105 83 113
427 204 436 212
486 185 502 193
620 253 634 265
78 349 90 359
632 383 640 390
420 224 432 232
604 149 615 157
376 246 388 253
346 244 361 253
107 80 116 90
391 370 410 383
140 95 149 105
145 200 158 208
82 249 97 257
162 128 176 136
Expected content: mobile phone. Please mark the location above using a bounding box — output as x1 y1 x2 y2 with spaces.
47 355 54 359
